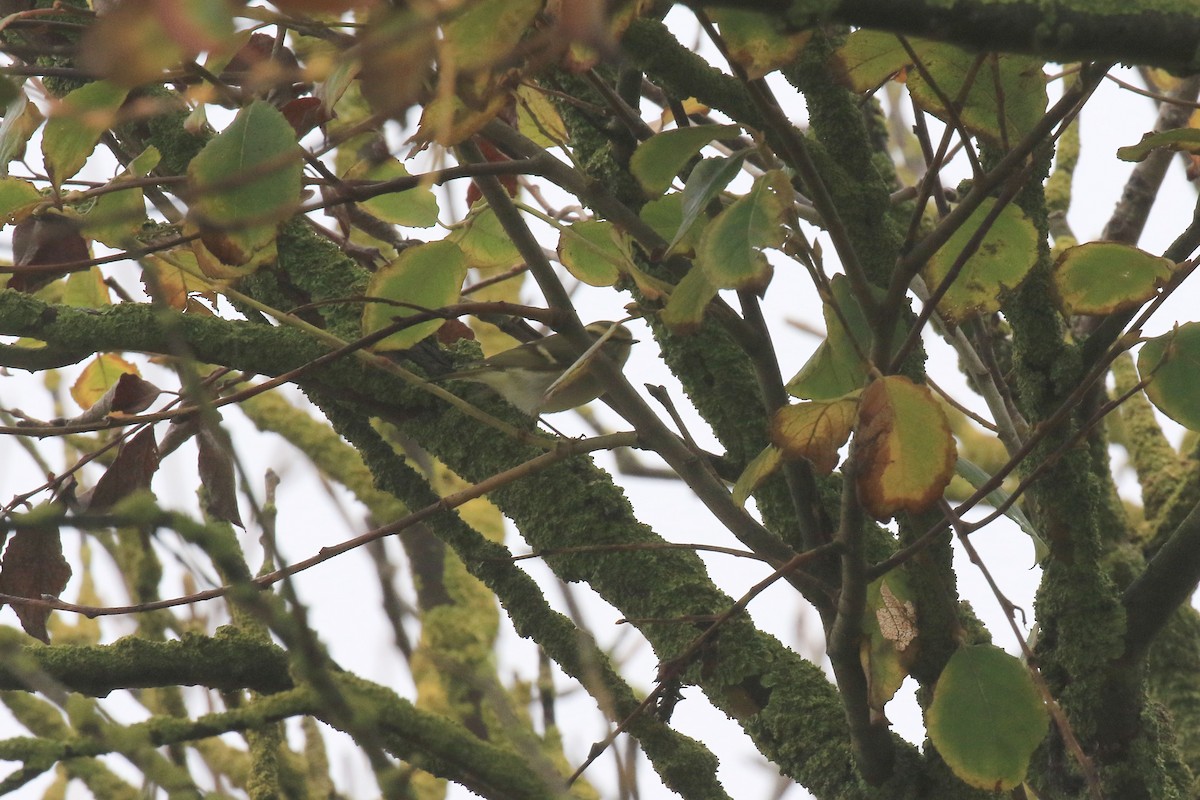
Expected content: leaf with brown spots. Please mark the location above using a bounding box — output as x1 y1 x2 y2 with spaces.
855 376 956 519
770 396 859 473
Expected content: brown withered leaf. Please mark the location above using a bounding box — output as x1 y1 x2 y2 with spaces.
223 32 305 100
197 424 242 528
280 96 332 138
85 427 159 512
0 528 72 643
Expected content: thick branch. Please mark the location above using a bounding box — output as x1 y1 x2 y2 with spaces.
693 0 1200 72
1123 497 1200 662
0 630 291 696
0 671 579 800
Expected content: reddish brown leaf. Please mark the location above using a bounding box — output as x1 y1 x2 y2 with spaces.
225 32 300 76
9 214 90 293
86 428 160 512
436 318 476 344
466 138 519 206
0 528 72 643
223 32 306 100
280 96 332 138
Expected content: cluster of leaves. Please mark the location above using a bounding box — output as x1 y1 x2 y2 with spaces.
0 1 1199 799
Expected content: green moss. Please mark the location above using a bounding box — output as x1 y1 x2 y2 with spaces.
1147 607 1200 790
316 408 735 798
137 99 207 177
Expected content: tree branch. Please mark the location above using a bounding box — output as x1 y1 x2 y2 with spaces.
691 0 1200 72
0 630 291 696
1123 496 1200 662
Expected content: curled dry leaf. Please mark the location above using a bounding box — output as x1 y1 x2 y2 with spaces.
197 424 242 528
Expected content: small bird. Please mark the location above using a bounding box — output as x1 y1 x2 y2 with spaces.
438 321 635 414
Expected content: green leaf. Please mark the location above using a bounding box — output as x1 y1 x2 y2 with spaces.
954 458 1048 564
629 124 744 196
708 8 811 80
787 274 893 400
447 204 522 271
908 51 1047 149
441 0 541 73
1117 127 1200 162
126 146 162 177
346 157 440 228
82 147 162 248
695 169 789 292
557 220 627 287
363 240 468 351
1139 322 1200 431
0 92 43 178
639 193 707 256
928 645 1049 790
672 152 748 251
42 81 130 186
855 376 957 520
661 265 719 334
0 178 42 223
732 445 782 508
71 353 138 410
622 262 674 302
188 101 302 266
1052 241 1173 316
828 29 918 92
922 198 1038 323
62 267 111 309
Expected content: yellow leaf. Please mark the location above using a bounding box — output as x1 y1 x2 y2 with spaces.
770 396 858 473
415 92 509 147
709 8 811 80
515 84 569 147
71 354 138 410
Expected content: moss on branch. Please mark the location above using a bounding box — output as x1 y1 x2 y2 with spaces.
0 627 291 696
698 0 1200 72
